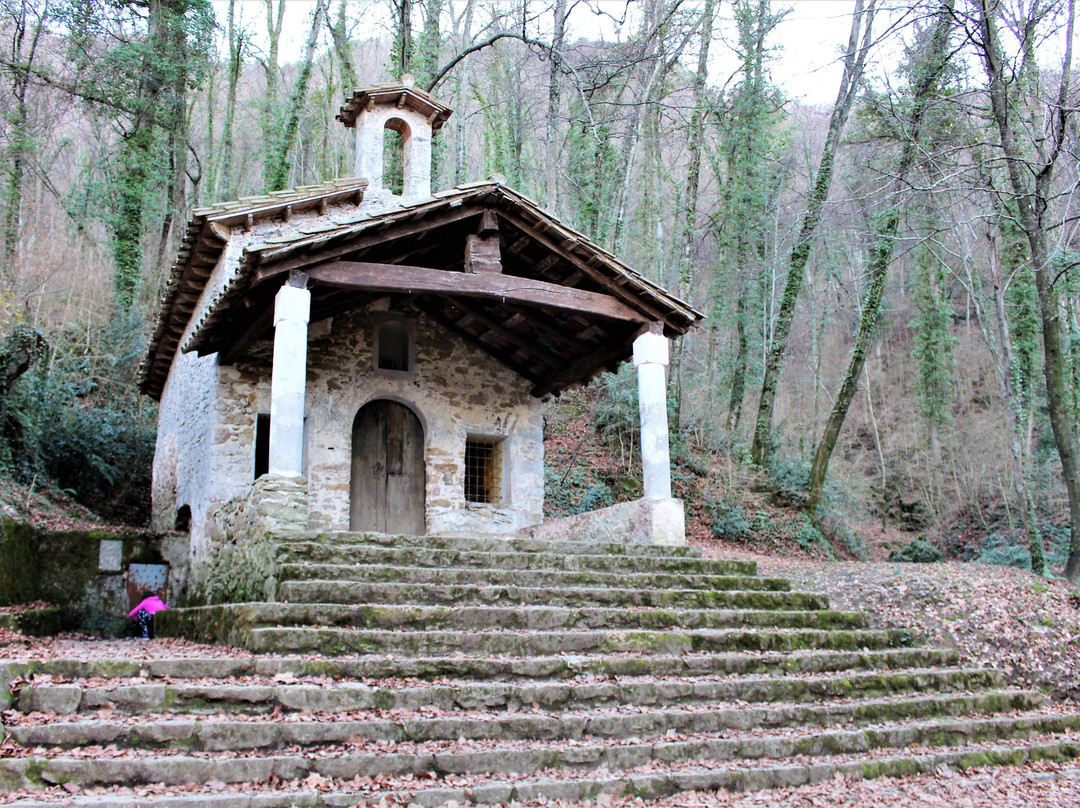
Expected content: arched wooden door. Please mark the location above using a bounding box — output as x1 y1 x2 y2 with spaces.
350 400 426 534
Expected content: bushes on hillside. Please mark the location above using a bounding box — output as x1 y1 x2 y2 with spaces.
0 318 155 524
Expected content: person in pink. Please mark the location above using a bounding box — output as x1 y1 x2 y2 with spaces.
129 591 169 639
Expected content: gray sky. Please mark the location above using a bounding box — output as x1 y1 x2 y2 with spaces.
214 0 879 105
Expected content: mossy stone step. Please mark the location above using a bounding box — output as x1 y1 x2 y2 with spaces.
301 531 711 560
160 602 868 634
9 713 1075 777
274 543 753 576
6 737 1079 808
226 626 914 656
275 580 828 610
0 647 962 689
275 562 792 592
0 696 1059 791
10 667 1004 720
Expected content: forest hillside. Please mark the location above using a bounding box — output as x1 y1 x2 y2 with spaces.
1 0 1080 581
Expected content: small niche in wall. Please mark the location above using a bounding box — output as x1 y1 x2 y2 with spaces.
254 413 270 480
373 316 416 378
174 505 191 532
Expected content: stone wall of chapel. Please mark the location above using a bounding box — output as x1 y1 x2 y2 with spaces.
153 199 365 563
155 200 545 552
302 307 544 534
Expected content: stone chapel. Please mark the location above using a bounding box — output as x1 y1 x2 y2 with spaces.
140 79 702 591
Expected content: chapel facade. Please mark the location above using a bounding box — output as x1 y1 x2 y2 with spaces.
140 79 701 586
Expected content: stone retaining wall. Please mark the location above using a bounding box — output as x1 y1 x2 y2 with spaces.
189 476 308 606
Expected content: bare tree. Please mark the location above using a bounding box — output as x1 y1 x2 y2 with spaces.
973 0 1080 582
750 0 877 466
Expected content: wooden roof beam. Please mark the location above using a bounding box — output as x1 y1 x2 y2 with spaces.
416 300 549 390
305 261 648 324
494 209 674 326
531 334 638 398
444 298 565 368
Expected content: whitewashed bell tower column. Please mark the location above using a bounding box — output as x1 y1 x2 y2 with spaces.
268 273 311 477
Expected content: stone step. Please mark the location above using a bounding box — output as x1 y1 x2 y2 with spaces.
10 667 1002 718
0 647 962 691
276 562 792 592
228 626 913 656
0 703 1065 792
160 602 868 636
274 542 752 576
297 530 711 560
5 735 1080 807
275 579 829 609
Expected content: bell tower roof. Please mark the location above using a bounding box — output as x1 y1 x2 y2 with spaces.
336 78 454 131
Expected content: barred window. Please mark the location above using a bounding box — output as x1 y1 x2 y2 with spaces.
464 437 503 504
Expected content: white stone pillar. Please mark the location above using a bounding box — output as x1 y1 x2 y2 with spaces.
402 121 434 200
268 283 310 478
354 115 384 192
633 330 672 500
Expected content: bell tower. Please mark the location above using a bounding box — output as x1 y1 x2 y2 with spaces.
336 75 454 201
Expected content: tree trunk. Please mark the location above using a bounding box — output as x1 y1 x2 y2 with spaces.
543 0 568 211
807 0 954 512
260 0 287 192
728 293 749 434
976 0 1080 582
750 0 877 467
675 0 715 295
327 0 357 91
217 0 244 200
0 0 45 296
265 0 329 193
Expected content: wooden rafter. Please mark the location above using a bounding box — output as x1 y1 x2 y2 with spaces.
255 206 484 282
494 209 674 326
415 300 549 390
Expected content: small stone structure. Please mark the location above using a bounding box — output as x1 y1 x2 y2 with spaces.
140 79 702 603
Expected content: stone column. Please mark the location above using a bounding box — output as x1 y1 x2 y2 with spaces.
268 282 310 478
633 329 672 500
354 114 384 192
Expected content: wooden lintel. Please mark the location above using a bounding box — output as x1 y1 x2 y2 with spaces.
305 261 647 323
254 205 481 283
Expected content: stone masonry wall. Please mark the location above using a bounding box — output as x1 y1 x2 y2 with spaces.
154 193 545 594
216 305 545 536
153 198 365 566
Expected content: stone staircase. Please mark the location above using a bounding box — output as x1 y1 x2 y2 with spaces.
2 532 1079 807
